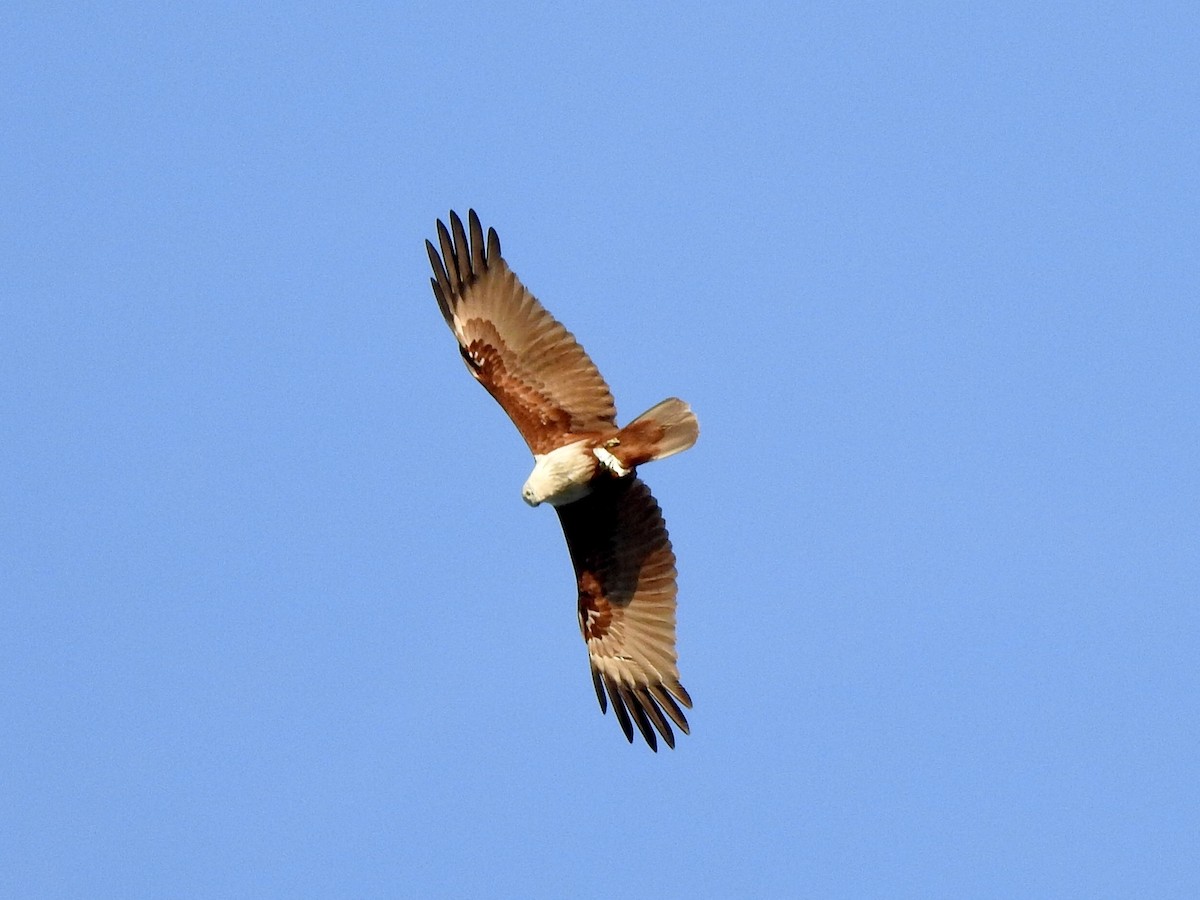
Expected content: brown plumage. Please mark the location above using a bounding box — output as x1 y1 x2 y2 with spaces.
558 477 693 749
426 210 698 750
426 211 616 455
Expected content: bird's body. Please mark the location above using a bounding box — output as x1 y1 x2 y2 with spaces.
523 440 608 508
425 210 698 750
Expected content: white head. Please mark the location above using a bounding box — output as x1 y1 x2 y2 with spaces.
520 442 597 508
521 476 544 507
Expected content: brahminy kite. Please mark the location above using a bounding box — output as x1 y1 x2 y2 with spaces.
425 210 698 750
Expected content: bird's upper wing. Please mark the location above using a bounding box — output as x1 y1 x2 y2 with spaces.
556 476 692 750
426 210 617 455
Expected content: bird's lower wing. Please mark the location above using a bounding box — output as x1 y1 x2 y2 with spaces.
556 476 692 750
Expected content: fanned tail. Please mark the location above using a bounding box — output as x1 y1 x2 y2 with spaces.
605 398 698 471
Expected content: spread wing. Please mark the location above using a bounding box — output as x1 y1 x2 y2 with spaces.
426 210 617 455
556 476 693 750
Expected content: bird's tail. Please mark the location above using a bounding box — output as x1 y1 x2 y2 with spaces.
606 398 699 471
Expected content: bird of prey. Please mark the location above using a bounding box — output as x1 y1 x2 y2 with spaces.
425 210 699 750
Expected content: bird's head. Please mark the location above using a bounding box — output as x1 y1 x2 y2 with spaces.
521 479 543 507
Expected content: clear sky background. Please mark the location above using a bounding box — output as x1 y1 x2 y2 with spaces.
3 3 1197 897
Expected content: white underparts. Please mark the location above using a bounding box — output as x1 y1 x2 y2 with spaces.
522 441 598 507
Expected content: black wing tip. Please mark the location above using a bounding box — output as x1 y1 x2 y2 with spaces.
435 216 453 247
592 668 607 713
597 670 690 751
623 686 660 752
673 681 694 710
450 209 468 238
434 207 475 226
430 208 498 290
604 674 636 744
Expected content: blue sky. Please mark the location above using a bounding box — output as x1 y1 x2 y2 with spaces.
3 3 1197 896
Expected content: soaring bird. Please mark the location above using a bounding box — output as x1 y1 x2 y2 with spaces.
425 210 698 750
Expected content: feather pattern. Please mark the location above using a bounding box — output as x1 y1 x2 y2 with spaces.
426 210 617 454
557 476 692 750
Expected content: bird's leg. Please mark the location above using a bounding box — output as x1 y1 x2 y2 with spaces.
593 445 630 478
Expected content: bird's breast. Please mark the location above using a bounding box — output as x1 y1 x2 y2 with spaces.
526 440 602 507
